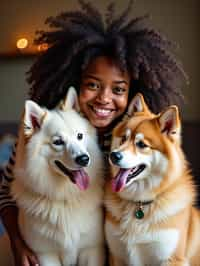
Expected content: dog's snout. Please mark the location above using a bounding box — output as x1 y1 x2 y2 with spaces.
110 151 123 164
75 154 90 167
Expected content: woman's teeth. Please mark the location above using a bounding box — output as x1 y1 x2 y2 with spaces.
92 107 112 117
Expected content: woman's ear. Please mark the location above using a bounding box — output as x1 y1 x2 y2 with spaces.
58 86 80 112
127 93 151 117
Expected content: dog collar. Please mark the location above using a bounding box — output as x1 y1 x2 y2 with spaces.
134 200 154 219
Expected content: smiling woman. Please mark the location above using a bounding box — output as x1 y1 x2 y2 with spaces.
0 0 188 265
79 56 130 129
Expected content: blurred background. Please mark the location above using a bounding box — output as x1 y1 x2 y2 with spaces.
0 0 199 179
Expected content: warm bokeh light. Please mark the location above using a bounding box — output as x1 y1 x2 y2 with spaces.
37 43 49 52
16 38 28 49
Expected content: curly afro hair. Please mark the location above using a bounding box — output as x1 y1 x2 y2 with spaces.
27 0 188 113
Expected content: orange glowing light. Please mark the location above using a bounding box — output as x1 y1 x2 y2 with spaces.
16 38 28 49
37 43 49 52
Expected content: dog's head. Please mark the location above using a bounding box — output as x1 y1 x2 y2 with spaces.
18 87 97 192
110 94 183 198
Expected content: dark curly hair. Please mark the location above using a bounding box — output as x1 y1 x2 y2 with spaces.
27 0 188 113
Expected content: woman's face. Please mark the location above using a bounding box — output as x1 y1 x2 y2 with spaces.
79 56 130 129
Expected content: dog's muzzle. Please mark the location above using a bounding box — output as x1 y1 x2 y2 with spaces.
110 151 123 165
75 154 90 167
54 159 90 190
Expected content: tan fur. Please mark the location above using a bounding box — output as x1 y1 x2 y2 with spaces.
105 95 200 266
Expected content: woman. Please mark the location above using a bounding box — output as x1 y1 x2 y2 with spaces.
0 0 187 265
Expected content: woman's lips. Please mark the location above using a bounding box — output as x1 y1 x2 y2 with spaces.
89 105 114 118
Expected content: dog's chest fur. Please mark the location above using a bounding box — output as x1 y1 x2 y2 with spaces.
107 220 179 265
105 189 192 265
13 179 103 251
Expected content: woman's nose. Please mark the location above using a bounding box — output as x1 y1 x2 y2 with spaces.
96 87 112 104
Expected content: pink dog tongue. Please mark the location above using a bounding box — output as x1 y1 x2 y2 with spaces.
72 169 89 190
111 168 132 192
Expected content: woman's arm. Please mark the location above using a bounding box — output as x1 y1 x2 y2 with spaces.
0 143 17 213
0 143 21 241
0 144 39 266
1 206 39 266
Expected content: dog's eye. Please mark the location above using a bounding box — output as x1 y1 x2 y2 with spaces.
77 133 83 140
120 135 127 145
136 140 148 149
53 139 65 146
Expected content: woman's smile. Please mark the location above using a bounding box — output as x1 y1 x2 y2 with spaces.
89 104 115 118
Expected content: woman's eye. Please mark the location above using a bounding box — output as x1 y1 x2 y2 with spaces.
113 87 126 95
77 133 83 140
53 139 65 146
136 140 148 149
86 82 99 90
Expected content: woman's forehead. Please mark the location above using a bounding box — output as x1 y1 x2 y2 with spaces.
82 56 130 82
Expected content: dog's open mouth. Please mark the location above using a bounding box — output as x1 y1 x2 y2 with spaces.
54 160 89 190
111 164 146 192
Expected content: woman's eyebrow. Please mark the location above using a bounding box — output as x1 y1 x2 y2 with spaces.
83 74 100 81
113 80 128 85
83 74 128 85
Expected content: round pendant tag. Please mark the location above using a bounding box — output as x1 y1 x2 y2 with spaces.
135 209 144 219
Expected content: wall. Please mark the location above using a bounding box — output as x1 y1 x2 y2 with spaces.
0 58 31 122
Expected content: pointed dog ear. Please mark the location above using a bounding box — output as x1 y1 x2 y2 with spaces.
24 100 46 136
127 93 151 117
58 86 80 112
158 105 181 141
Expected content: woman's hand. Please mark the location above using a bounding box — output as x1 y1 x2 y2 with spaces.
1 206 39 266
11 236 39 266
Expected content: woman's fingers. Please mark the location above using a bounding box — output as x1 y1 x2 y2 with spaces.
11 236 39 266
27 253 39 266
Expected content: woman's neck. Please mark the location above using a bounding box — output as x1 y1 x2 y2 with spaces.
96 114 124 136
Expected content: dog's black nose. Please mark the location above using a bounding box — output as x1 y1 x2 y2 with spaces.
110 151 123 164
75 154 90 167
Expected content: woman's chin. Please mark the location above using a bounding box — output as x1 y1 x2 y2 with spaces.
90 117 114 129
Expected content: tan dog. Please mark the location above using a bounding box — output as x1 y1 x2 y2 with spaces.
105 93 200 266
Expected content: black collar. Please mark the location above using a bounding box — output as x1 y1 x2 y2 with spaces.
134 199 154 206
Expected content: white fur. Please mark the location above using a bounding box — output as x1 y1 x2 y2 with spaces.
135 132 144 142
9 103 105 266
106 220 179 266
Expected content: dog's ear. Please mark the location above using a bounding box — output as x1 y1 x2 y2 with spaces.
59 86 80 112
24 100 46 136
127 93 151 117
158 105 181 142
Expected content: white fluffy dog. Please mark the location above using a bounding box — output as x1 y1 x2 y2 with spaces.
0 87 105 266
